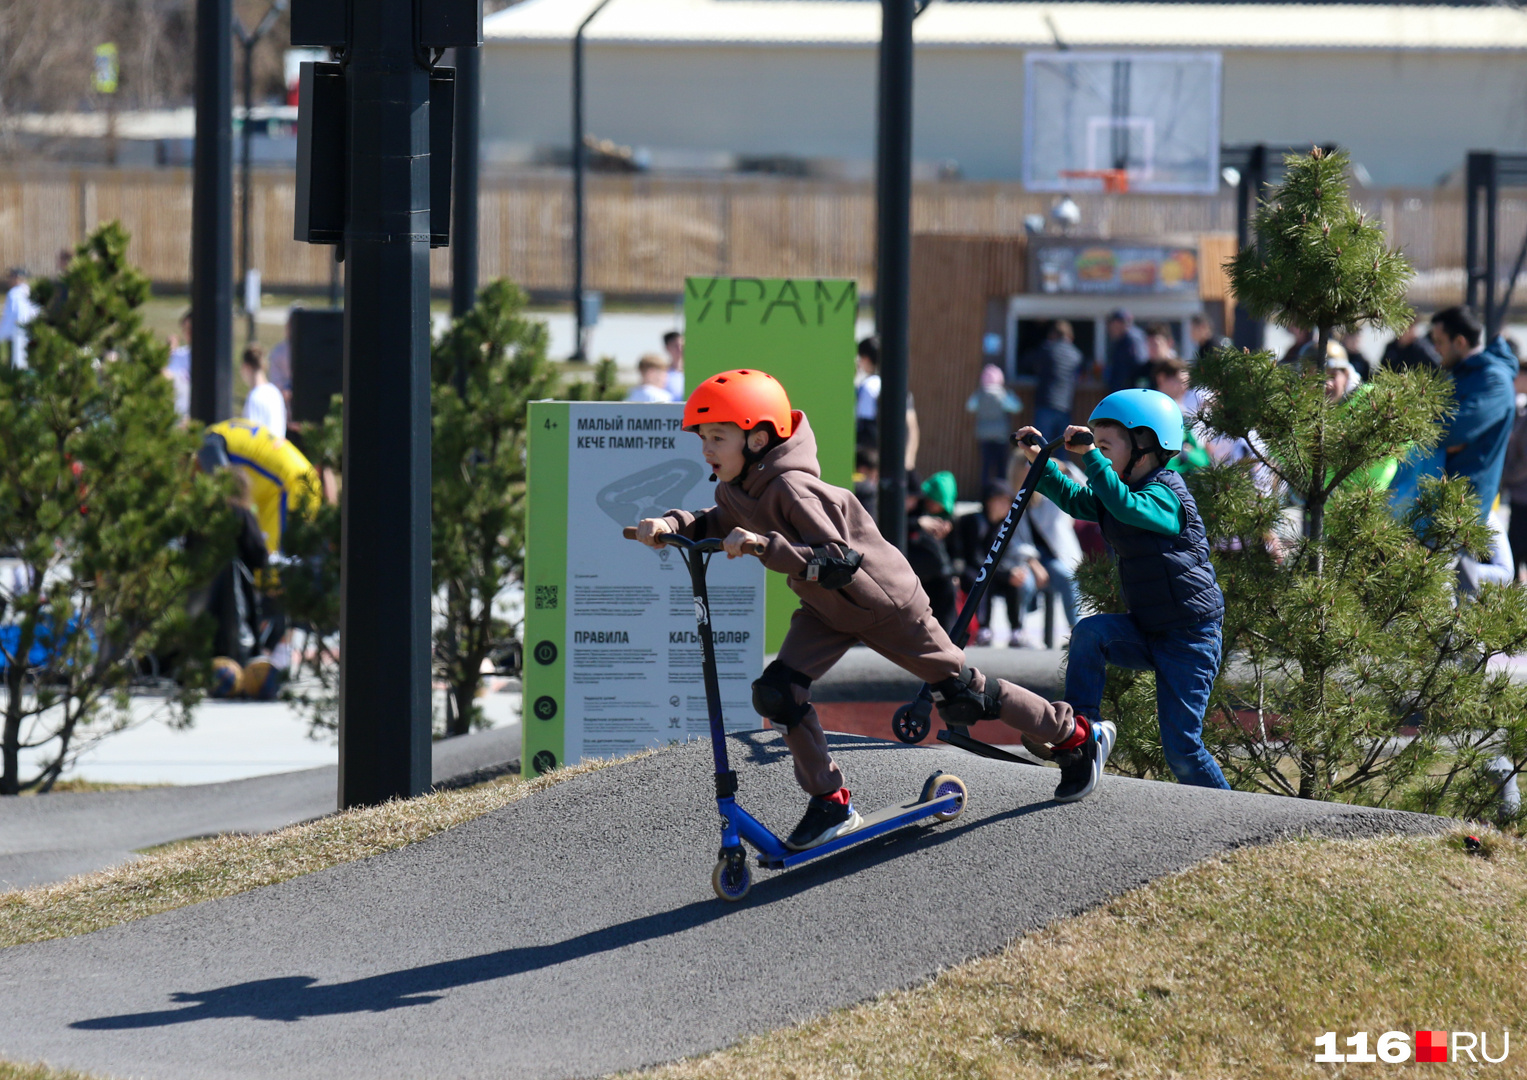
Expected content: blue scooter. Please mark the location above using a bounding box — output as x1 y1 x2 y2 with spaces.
625 527 969 901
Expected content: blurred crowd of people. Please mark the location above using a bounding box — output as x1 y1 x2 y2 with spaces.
848 304 1525 650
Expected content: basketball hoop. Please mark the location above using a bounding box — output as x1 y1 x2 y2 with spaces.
1025 52 1222 195
1059 169 1131 193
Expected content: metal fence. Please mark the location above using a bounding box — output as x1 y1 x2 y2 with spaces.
0 166 1502 306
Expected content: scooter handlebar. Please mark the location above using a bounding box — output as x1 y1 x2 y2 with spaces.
1010 431 1094 451
621 527 763 555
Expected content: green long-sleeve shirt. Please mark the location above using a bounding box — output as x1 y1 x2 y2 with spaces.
1034 449 1185 536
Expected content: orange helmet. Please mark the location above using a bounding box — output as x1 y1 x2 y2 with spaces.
683 369 795 438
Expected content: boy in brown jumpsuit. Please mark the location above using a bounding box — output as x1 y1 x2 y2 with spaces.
636 369 1113 849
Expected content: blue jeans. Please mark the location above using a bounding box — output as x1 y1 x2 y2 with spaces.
979 441 1009 489
1032 406 1071 444
1014 557 1080 628
1065 613 1230 789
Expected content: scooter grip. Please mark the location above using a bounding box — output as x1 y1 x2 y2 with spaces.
1011 432 1044 448
1068 431 1096 448
622 527 638 540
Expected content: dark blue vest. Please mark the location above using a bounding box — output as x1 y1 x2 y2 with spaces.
1098 467 1224 633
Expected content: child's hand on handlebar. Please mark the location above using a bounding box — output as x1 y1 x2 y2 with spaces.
635 517 675 548
1013 426 1044 462
1064 425 1096 453
723 528 766 559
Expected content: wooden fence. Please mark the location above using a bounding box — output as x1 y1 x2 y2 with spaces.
0 167 1501 305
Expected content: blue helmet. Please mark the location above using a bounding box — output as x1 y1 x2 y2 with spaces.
1089 389 1185 453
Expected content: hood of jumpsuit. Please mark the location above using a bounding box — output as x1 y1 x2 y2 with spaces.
733 409 816 503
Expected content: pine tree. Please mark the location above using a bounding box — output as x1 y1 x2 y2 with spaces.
1086 150 1527 819
0 224 237 794
277 396 343 733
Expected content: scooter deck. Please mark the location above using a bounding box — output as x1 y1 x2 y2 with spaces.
757 791 961 871
937 727 1046 767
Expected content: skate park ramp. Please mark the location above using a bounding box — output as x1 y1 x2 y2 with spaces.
0 733 1447 1080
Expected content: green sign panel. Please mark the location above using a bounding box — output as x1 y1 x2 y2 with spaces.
683 276 859 651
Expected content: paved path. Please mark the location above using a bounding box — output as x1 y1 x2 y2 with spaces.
0 733 1445 1080
0 724 522 892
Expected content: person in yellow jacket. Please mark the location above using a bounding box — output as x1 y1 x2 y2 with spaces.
197 420 321 700
203 418 320 556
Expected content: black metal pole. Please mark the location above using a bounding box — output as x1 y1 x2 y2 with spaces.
451 44 481 319
338 0 433 808
234 3 285 348
571 0 614 361
1231 144 1266 352
240 35 255 346
875 0 913 552
1466 152 1486 315
191 0 234 423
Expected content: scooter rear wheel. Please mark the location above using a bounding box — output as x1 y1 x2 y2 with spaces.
921 772 968 822
892 703 930 744
712 856 752 902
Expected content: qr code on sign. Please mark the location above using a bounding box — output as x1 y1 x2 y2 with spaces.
535 585 558 610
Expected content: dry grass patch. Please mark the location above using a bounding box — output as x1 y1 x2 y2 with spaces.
0 753 646 951
633 830 1527 1080
19 780 168 796
0 1064 100 1080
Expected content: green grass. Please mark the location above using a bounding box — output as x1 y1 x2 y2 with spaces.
629 830 1527 1080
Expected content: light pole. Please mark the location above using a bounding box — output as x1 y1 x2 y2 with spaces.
571 0 615 361
191 0 234 424
874 0 914 551
234 0 287 347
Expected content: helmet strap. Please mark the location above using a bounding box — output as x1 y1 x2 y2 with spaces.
1123 431 1149 484
1123 430 1173 485
732 426 780 485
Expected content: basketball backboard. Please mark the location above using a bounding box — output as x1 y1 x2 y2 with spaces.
1024 52 1222 195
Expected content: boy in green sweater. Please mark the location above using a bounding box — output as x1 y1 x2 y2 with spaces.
1015 388 1231 788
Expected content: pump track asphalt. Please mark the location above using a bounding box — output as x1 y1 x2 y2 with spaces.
0 732 1448 1080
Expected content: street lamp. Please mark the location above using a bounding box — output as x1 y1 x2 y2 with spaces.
234 0 288 347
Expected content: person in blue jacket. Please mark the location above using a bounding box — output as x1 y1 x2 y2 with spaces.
1390 307 1518 519
1014 389 1230 789
1429 306 1519 519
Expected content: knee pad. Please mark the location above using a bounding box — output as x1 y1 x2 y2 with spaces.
929 668 1000 728
751 660 812 731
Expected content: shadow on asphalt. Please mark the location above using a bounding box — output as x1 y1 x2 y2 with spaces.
70 799 1052 1030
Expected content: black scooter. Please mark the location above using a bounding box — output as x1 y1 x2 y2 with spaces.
890 431 1090 763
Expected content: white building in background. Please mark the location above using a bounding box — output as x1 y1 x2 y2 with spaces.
481 0 1527 187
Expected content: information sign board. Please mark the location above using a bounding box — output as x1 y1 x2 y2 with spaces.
523 401 765 777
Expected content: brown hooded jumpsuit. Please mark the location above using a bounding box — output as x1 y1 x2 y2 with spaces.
663 411 1076 796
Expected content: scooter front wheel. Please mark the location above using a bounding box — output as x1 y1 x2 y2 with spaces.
921 772 968 822
712 856 752 902
892 703 930 744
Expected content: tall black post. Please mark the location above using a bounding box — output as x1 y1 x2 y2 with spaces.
1231 144 1266 352
875 0 914 551
234 2 286 347
571 0 613 361
239 36 255 346
1465 152 1495 330
338 0 434 807
451 44 480 319
191 0 234 423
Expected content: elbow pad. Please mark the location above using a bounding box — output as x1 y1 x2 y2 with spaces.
804 545 863 590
